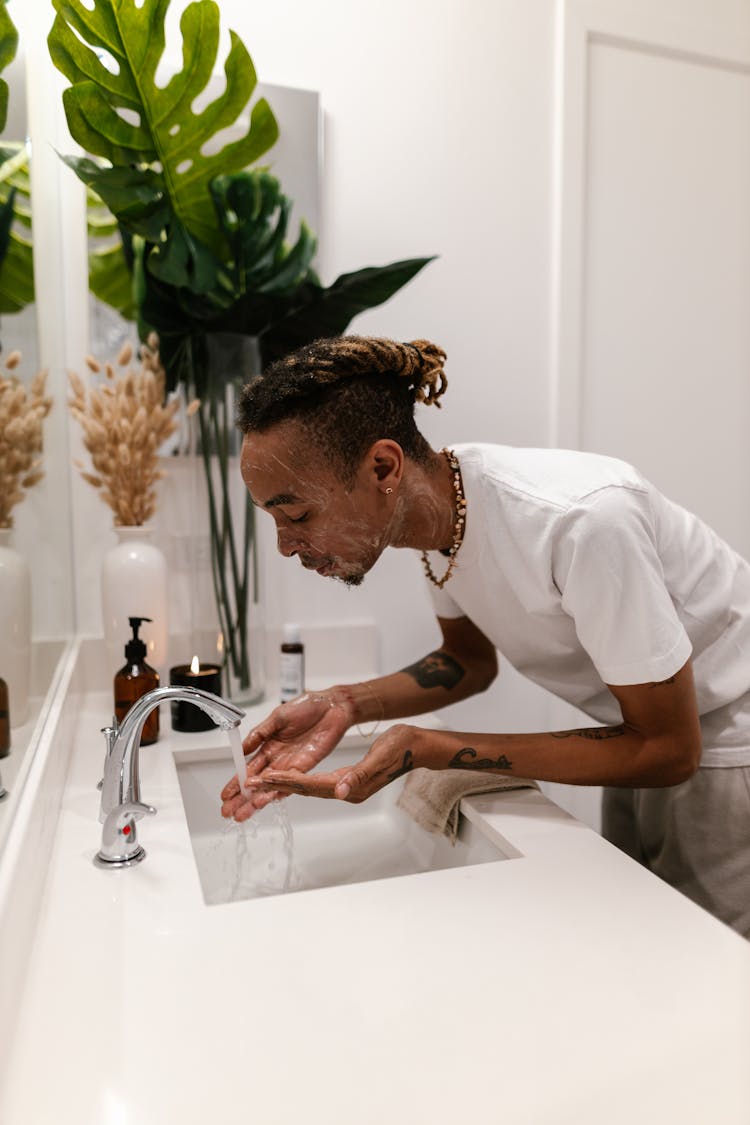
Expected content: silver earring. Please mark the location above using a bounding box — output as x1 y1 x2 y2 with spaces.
385 487 393 495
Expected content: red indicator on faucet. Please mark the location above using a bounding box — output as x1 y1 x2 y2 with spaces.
122 824 132 836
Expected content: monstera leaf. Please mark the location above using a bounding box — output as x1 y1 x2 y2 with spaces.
0 0 18 134
50 0 435 390
145 260 437 396
114 166 433 391
0 142 33 312
48 0 279 288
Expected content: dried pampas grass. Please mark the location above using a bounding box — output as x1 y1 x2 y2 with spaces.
69 342 180 527
0 352 52 529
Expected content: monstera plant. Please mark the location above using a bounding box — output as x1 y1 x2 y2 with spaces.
0 0 33 316
48 0 434 700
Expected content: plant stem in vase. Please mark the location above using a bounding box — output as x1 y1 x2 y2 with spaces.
197 333 264 706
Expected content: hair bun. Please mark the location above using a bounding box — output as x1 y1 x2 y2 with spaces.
404 339 447 407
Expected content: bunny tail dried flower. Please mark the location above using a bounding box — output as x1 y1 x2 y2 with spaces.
69 345 180 526
0 353 52 528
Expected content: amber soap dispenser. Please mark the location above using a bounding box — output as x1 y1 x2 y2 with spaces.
114 616 160 745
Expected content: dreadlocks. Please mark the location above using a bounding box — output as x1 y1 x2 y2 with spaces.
237 336 448 481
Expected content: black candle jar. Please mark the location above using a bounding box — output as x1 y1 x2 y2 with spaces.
169 661 223 732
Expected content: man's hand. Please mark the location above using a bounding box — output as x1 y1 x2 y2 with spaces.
243 723 424 805
220 691 354 821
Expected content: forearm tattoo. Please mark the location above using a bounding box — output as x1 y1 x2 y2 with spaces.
551 723 627 741
448 747 513 771
401 651 465 690
386 750 415 783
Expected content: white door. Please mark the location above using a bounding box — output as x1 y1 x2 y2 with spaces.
545 0 750 830
554 0 750 556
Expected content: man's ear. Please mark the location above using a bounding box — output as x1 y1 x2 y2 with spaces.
367 439 404 493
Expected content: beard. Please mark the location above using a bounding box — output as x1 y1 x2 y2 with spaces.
336 572 365 588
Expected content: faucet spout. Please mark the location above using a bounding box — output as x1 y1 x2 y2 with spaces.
99 685 244 820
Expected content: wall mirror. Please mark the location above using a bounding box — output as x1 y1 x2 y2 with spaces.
0 11 76 852
76 75 321 665
0 3 321 853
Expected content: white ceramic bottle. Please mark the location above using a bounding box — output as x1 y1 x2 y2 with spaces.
101 526 168 674
0 529 31 727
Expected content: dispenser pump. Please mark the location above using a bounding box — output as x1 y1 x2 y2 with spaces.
125 616 151 663
114 616 159 745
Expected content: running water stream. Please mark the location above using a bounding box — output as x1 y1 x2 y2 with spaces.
229 726 249 797
210 728 295 903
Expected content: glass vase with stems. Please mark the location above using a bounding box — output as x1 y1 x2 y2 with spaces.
191 332 264 707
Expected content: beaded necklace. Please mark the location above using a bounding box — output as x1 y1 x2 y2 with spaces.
420 448 466 589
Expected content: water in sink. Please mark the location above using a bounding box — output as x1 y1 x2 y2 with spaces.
175 747 508 906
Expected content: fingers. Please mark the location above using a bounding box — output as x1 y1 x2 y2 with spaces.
247 765 355 801
332 763 372 801
243 744 271 779
219 742 307 807
242 727 269 757
220 753 261 800
220 787 283 821
241 709 285 756
247 770 336 799
220 775 240 802
232 789 284 822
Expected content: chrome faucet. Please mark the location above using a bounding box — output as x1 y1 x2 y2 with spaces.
94 685 244 869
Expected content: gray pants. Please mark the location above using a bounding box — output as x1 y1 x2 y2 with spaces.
601 766 750 940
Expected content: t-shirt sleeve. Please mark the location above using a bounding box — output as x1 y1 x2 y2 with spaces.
552 487 692 685
423 562 465 619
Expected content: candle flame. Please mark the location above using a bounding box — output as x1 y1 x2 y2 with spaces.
190 655 200 674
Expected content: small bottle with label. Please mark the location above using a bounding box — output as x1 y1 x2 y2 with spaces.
114 616 160 744
279 623 305 703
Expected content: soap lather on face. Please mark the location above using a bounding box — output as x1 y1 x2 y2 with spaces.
241 425 396 587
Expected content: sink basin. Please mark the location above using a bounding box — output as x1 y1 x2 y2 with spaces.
174 745 510 905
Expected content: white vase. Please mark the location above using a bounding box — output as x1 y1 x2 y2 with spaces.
101 526 168 673
0 529 31 728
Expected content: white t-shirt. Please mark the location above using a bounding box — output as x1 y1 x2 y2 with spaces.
423 443 750 767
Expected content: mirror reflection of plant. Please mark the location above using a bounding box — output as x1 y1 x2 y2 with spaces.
86 187 136 323
0 352 51 528
0 0 32 313
0 142 33 313
0 0 17 133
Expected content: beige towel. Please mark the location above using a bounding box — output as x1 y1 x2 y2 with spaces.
396 767 538 843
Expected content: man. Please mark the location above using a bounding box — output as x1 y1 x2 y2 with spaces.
220 335 750 938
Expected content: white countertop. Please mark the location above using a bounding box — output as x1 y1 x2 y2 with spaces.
1 673 750 1124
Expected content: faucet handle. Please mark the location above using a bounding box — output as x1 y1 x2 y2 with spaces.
94 800 156 869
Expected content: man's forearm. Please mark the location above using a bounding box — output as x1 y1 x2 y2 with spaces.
329 647 493 725
406 722 694 788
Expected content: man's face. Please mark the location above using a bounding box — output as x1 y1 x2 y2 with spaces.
241 424 390 586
